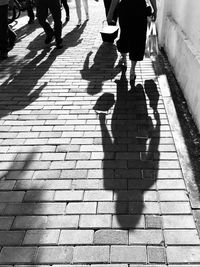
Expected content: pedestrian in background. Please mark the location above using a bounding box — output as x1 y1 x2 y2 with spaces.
61 0 70 22
75 0 89 26
94 0 118 24
0 0 16 59
107 0 157 84
36 0 63 49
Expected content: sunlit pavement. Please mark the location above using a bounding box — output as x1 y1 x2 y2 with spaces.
0 1 200 265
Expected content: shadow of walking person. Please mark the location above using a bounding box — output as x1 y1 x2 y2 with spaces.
98 69 161 230
0 47 63 119
81 42 120 95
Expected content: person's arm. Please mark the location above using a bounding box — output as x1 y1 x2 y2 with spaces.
107 0 119 24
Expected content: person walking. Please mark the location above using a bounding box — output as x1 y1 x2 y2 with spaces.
35 0 63 49
26 0 35 24
0 0 16 59
107 0 157 83
75 0 89 26
61 0 70 22
94 0 117 24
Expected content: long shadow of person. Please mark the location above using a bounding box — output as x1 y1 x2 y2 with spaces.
0 46 64 119
98 69 160 229
0 21 87 81
81 42 121 95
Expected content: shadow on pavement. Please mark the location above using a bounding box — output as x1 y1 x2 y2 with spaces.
81 42 120 95
96 68 161 229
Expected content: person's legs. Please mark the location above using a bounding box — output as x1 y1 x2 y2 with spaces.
0 4 9 59
130 60 137 81
118 52 127 67
103 0 111 16
26 0 35 23
61 0 69 21
36 0 54 43
103 0 117 24
49 0 63 47
82 0 89 20
8 25 16 50
75 0 81 25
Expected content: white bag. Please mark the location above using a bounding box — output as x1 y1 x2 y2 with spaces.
145 21 159 57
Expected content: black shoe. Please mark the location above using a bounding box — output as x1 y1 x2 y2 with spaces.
0 51 8 60
28 18 34 24
8 33 17 50
45 33 54 44
56 41 63 49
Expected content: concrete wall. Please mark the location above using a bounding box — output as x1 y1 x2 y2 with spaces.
157 0 200 131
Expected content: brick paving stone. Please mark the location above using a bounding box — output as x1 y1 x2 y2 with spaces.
158 190 188 201
94 229 128 244
73 246 109 263
112 215 145 229
59 230 94 244
84 190 113 201
145 215 163 229
24 190 55 202
0 217 14 230
4 203 66 215
160 202 191 214
162 215 196 229
157 179 186 190
0 181 15 190
54 190 84 201
167 246 200 263
0 247 37 264
79 215 112 228
129 230 163 245
36 246 73 264
23 230 60 245
164 230 200 245
97 202 128 214
110 246 147 263
147 246 166 264
46 215 79 229
66 202 97 214
12 216 47 229
0 231 25 246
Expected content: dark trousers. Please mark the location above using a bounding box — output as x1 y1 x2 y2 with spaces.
103 0 118 23
36 0 62 43
61 0 69 17
26 0 35 20
0 4 16 52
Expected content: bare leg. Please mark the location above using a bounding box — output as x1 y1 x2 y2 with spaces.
75 0 81 25
119 52 127 67
130 60 137 81
82 0 89 20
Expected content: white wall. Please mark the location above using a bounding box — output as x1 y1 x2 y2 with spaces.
157 0 200 131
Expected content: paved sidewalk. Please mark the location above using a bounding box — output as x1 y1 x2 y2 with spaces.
0 1 200 266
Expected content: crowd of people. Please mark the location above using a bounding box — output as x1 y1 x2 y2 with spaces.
0 0 157 84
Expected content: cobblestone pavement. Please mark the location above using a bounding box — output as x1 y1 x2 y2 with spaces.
0 1 200 266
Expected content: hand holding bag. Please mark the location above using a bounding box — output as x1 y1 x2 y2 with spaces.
145 21 159 57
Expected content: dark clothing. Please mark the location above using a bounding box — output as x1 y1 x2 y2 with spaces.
117 0 147 61
103 0 118 23
26 0 35 20
61 0 69 17
36 0 62 44
0 4 16 53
